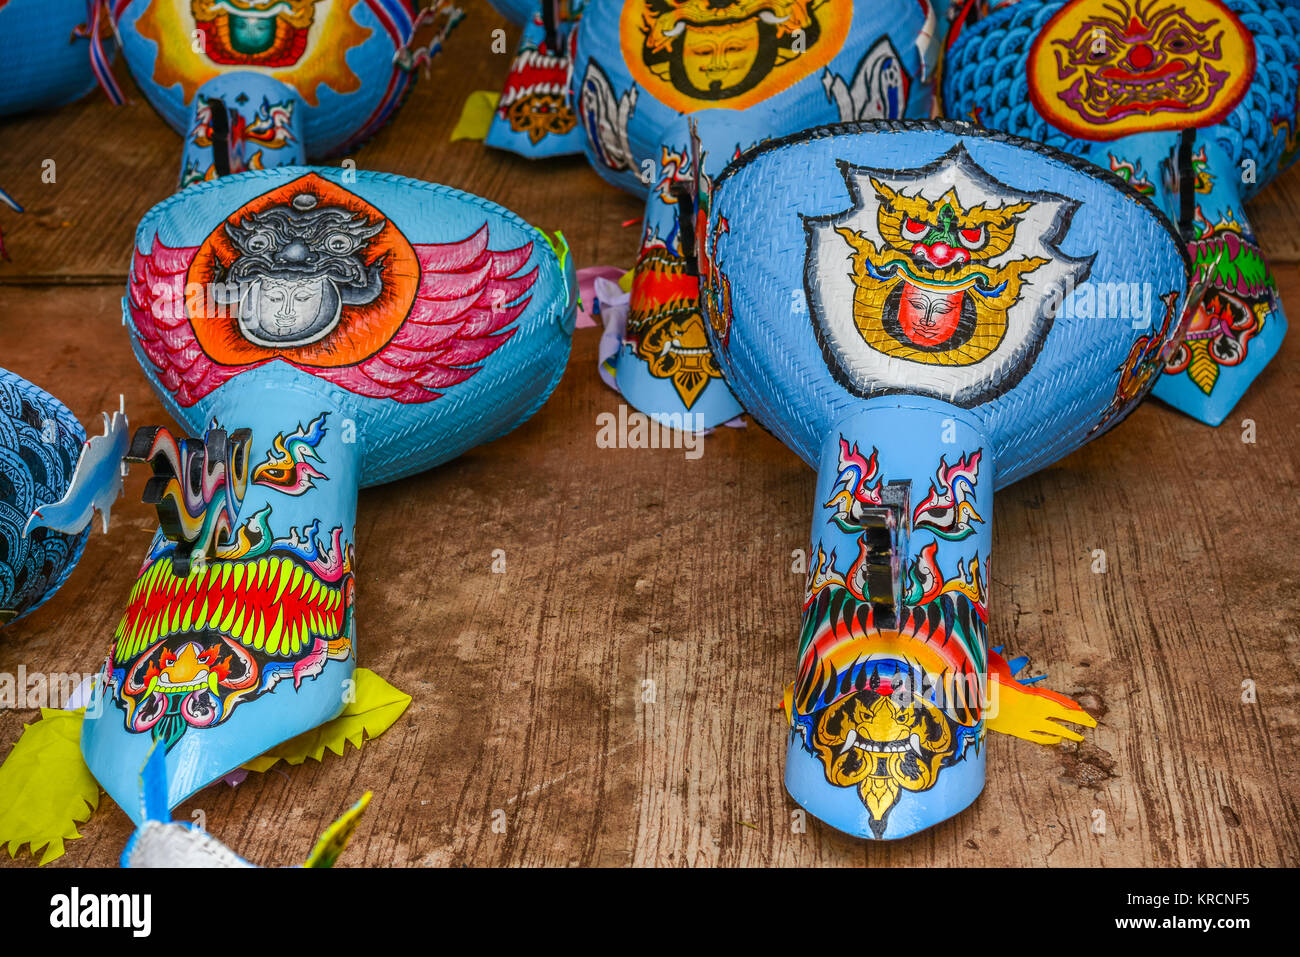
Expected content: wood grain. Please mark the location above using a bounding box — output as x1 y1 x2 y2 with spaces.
0 3 1296 867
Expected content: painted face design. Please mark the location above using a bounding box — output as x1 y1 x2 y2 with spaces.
790 440 993 838
680 19 762 91
857 179 1050 369
499 41 579 144
188 0 320 66
1028 0 1255 140
839 180 1046 360
221 192 385 349
110 414 352 752
243 276 332 345
795 530 986 837
805 146 1092 407
112 525 355 751
135 0 370 105
812 667 958 832
1163 208 1276 395
133 173 539 406
621 0 852 111
629 244 726 409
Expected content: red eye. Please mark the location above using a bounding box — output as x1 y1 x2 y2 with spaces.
958 226 987 250
160 651 175 666
902 217 928 239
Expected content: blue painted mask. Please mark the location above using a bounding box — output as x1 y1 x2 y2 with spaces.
572 0 944 427
81 166 576 819
0 0 117 116
111 0 463 182
942 0 1300 425
0 371 90 627
697 121 1195 838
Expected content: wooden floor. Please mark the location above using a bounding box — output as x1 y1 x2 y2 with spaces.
1 7 1297 867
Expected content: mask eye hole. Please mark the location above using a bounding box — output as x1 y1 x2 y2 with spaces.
245 229 275 253
324 231 354 254
901 217 929 240
958 226 987 251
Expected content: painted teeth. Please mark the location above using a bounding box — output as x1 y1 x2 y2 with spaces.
848 736 923 755
155 668 209 693
515 49 565 70
114 554 348 661
221 600 238 634
273 564 291 603
267 606 285 655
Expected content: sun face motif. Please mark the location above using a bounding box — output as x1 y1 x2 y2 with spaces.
680 19 762 90
620 0 852 111
135 0 372 106
188 0 320 66
1028 0 1255 140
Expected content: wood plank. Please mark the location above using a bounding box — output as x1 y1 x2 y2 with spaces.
0 3 1296 867
1250 164 1300 264
0 264 1296 867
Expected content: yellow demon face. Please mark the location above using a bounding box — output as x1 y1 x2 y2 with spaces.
836 178 1048 367
805 145 1092 408
1028 0 1255 140
812 673 958 832
628 244 726 408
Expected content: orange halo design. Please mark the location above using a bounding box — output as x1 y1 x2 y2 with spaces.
186 173 418 369
134 0 373 106
619 0 853 112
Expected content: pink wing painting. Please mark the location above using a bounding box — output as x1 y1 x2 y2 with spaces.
128 224 538 406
